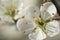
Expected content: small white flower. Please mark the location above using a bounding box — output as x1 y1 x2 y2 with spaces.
16 2 59 40
0 0 23 23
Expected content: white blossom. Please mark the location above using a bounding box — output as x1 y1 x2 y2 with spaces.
0 0 23 23
16 2 59 40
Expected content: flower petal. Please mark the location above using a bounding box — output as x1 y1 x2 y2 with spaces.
15 5 40 20
28 28 46 40
17 18 36 34
14 9 26 20
0 0 22 8
40 2 57 20
46 20 59 37
25 5 40 20
0 15 14 23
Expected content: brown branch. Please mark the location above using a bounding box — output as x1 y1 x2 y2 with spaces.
53 16 60 20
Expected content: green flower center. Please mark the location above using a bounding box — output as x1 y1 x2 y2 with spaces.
34 15 53 34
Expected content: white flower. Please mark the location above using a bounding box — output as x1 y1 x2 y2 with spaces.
0 0 23 23
16 2 59 40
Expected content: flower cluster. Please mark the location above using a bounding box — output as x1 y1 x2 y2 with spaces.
0 0 59 40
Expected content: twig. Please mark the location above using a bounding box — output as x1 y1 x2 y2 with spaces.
53 16 60 20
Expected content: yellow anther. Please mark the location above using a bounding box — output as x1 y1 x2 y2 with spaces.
33 9 36 13
32 16 35 19
38 18 42 23
21 16 25 19
33 28 37 33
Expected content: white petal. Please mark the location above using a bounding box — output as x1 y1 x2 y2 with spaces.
22 0 36 8
28 28 46 40
13 0 23 7
14 9 26 20
46 20 59 37
0 15 14 23
17 3 24 11
0 0 22 7
40 2 57 20
25 5 40 20
0 0 12 8
17 18 36 34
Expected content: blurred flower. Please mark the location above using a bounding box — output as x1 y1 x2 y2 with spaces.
0 0 23 23
16 2 59 40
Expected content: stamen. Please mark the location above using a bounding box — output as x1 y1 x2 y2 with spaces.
50 18 53 21
33 9 36 13
32 28 37 33
44 9 46 12
21 16 25 19
35 20 39 24
32 16 35 19
43 23 46 28
23 30 26 33
25 22 28 24
45 30 48 35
